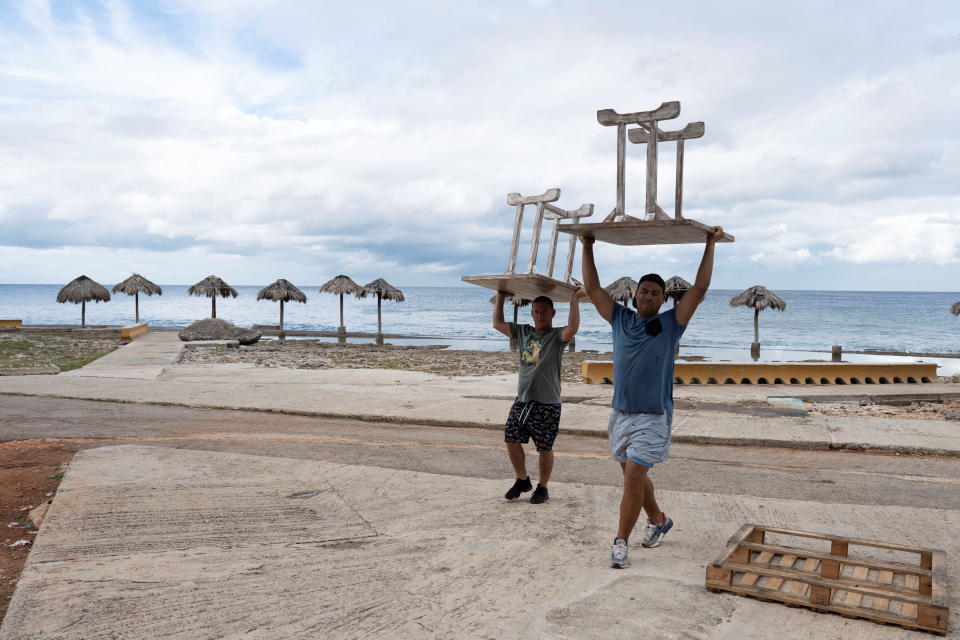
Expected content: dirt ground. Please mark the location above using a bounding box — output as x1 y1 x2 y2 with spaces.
0 332 118 371
803 397 960 420
178 339 598 383
0 440 77 623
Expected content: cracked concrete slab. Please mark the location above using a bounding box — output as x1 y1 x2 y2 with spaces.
2 445 957 639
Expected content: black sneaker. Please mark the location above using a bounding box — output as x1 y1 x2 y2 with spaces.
530 484 549 504
505 476 532 500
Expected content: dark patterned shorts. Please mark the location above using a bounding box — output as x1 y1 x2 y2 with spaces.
504 400 561 452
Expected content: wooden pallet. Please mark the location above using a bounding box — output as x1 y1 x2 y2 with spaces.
706 524 949 635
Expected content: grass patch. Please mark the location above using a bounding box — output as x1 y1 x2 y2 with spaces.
0 333 118 372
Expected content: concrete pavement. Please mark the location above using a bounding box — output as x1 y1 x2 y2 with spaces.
0 331 958 455
2 445 958 639
2 333 960 638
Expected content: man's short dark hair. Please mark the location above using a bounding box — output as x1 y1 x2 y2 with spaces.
637 274 665 294
531 295 554 308
631 274 665 308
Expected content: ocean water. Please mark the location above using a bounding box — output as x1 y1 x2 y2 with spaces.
2 284 959 358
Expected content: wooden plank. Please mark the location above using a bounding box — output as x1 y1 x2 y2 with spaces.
740 551 773 587
708 523 757 567
902 574 921 621
597 102 680 126
917 604 949 633
766 554 797 591
845 566 870 607
755 526 934 556
720 562 933 606
791 558 819 595
506 189 560 206
930 550 948 607
738 541 931 577
628 121 705 143
558 219 734 246
461 274 577 302
874 570 894 612
722 582 946 634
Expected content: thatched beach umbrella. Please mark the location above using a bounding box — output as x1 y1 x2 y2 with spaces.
188 275 238 319
730 285 786 350
56 275 110 327
359 278 405 343
664 275 691 306
112 274 161 324
320 275 362 339
604 277 637 304
952 302 960 316
490 293 531 324
257 279 306 331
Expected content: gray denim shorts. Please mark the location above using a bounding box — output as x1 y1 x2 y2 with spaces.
607 409 671 467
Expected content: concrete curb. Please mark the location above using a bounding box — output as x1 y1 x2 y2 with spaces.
2 390 955 458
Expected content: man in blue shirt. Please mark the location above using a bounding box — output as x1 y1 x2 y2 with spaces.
581 226 724 568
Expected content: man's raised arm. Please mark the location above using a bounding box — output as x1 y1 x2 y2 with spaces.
561 286 587 343
676 226 724 327
493 291 512 337
580 236 614 322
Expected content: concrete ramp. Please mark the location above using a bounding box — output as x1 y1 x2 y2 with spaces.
2 446 958 639
61 331 184 379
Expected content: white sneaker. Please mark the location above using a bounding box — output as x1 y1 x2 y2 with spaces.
611 538 629 568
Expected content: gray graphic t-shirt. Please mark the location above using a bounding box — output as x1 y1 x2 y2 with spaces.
509 323 568 404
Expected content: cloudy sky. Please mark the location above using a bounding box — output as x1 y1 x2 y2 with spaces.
1 0 958 290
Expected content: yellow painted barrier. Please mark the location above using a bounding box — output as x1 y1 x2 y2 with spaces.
0 319 22 329
120 323 149 341
581 360 937 385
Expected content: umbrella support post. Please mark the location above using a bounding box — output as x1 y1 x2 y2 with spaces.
750 342 760 361
376 333 384 346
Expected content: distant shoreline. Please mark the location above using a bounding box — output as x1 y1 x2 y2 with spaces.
9 324 960 360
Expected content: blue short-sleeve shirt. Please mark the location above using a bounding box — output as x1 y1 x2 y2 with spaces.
610 303 686 422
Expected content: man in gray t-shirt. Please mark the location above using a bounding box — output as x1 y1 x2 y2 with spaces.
493 288 585 504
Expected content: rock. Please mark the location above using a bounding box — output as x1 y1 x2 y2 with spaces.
178 319 261 345
27 502 49 527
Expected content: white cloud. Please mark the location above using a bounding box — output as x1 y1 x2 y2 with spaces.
1 1 959 289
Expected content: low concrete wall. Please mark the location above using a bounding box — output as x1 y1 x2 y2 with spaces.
120 323 149 341
582 360 938 385
0 319 22 329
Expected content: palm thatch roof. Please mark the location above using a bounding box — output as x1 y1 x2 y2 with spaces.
56 276 110 304
112 274 162 297
664 275 691 301
729 285 787 311
604 277 637 303
952 302 960 316
489 293 531 307
359 278 404 302
257 279 307 303
319 275 362 296
188 275 238 299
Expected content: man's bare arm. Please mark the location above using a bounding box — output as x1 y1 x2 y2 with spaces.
580 236 614 322
493 291 512 337
561 286 587 342
676 226 724 327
